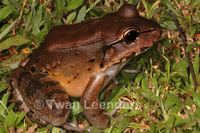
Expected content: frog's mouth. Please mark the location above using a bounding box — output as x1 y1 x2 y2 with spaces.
140 47 150 52
135 46 151 56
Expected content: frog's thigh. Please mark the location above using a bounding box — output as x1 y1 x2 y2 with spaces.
16 70 70 126
80 72 110 129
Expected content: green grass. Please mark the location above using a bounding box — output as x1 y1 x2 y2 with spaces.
0 0 200 132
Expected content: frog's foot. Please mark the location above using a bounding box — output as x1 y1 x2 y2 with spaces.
112 69 139 85
105 101 129 122
62 123 91 133
112 77 119 85
105 101 125 118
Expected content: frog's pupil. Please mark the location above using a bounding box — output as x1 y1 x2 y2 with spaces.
125 30 138 42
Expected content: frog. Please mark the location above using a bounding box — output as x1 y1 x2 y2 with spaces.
9 4 162 130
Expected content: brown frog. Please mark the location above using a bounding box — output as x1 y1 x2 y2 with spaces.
9 4 162 130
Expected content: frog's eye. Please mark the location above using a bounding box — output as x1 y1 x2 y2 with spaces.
123 29 139 43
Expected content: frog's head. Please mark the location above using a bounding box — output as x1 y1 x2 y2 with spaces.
102 4 162 68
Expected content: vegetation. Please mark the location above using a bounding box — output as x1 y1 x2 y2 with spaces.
0 0 199 132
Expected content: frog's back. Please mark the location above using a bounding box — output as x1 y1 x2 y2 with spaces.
42 13 119 51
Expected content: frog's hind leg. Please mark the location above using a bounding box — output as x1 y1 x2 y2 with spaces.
10 67 70 127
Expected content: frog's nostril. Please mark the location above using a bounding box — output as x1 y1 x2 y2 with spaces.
31 66 36 72
159 30 162 36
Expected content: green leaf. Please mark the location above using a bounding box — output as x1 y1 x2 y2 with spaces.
149 122 156 133
1 0 11 5
172 60 188 73
181 119 196 129
45 10 51 29
195 108 200 119
0 79 9 93
139 89 160 104
142 76 149 90
56 0 63 21
0 92 11 115
4 110 17 127
0 5 15 22
1 54 27 70
71 101 83 115
100 82 123 102
135 72 145 83
191 90 200 108
64 0 84 12
193 52 199 80
165 116 175 128
105 85 126 103
7 103 15 111
24 10 33 32
165 97 175 110
52 127 61 133
151 78 158 88
66 11 76 24
76 6 86 23
165 93 182 107
162 0 180 17
174 117 190 127
15 112 25 126
126 110 141 117
190 26 196 38
0 18 18 41
110 116 129 133
141 0 149 18
0 35 29 52
36 25 48 44
32 4 43 35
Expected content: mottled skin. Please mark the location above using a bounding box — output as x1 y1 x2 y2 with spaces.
10 4 162 129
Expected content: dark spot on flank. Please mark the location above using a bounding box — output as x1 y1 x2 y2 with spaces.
88 68 91 71
67 81 71 83
88 58 95 62
31 66 36 72
44 71 48 74
35 73 47 80
18 72 31 87
43 81 59 89
45 90 67 99
25 79 42 97
17 100 23 105
35 57 40 63
100 62 103 68
43 82 49 89
132 52 136 55
52 63 56 68
74 76 77 79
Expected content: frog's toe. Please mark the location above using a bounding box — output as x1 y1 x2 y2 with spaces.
63 123 91 133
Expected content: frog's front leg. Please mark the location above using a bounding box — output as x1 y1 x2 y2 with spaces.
80 72 110 129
